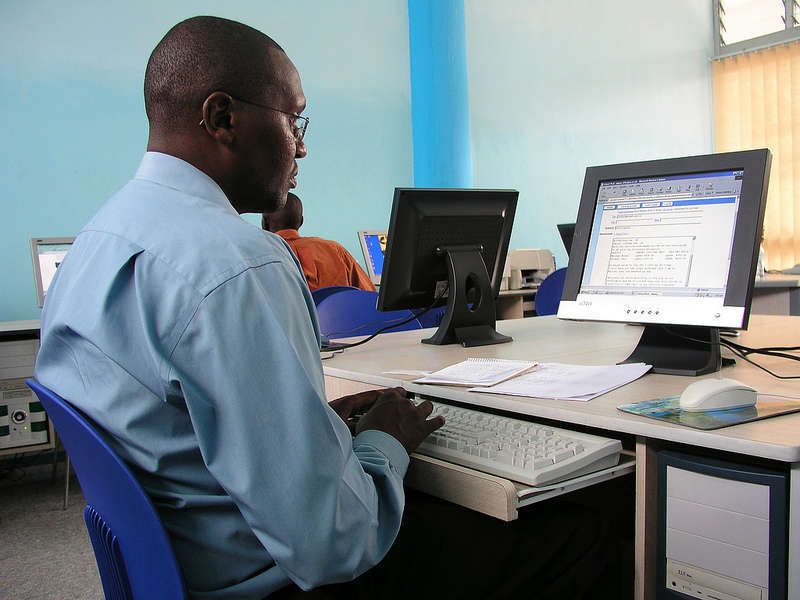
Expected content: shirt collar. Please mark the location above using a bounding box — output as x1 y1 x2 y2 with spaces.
277 229 301 240
134 152 238 216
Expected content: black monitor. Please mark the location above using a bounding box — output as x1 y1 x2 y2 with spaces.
557 223 575 257
558 149 771 376
377 188 518 347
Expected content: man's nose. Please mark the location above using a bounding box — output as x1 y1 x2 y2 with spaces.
296 138 308 158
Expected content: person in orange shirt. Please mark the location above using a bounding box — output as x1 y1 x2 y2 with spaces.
262 192 376 291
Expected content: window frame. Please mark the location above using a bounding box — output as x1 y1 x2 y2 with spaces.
714 0 800 58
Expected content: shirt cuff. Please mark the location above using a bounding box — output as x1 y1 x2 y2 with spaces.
353 429 410 478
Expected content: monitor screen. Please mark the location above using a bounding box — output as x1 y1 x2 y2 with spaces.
558 149 771 375
357 230 387 285
378 188 518 347
30 237 75 307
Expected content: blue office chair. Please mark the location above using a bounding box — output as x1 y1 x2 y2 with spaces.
316 289 423 339
534 267 567 316
26 379 187 600
310 285 358 306
416 305 447 329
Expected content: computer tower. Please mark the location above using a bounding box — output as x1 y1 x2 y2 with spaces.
657 450 787 600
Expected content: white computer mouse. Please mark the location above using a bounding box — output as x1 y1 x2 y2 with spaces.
678 377 758 412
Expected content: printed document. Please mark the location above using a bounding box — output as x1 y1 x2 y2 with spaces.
470 362 651 401
414 358 537 387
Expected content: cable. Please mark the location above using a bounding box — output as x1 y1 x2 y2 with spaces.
323 312 423 350
660 325 800 380
718 338 800 379
322 288 448 351
721 338 800 360
324 311 424 339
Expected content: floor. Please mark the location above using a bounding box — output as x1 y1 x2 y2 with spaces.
0 460 102 600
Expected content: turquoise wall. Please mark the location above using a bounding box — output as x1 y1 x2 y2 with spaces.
0 1 413 320
0 1 712 321
465 0 714 268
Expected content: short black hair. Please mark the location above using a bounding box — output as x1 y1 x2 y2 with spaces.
144 16 284 127
262 192 302 232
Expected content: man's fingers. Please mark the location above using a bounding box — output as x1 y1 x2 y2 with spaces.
425 415 445 434
349 389 382 407
415 399 434 417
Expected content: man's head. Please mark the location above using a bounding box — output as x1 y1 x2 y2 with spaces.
144 16 307 214
262 192 303 232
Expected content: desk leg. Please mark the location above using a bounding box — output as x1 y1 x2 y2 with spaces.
791 463 799 600
635 438 658 600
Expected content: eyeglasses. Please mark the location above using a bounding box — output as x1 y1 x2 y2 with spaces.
199 94 309 141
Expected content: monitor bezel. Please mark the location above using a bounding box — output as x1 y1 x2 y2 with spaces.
356 230 387 286
30 237 75 308
377 188 518 347
556 222 575 258
378 188 518 312
559 149 771 331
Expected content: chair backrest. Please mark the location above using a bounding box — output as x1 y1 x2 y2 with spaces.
416 305 447 329
26 379 187 600
310 285 358 305
315 289 423 339
534 267 567 316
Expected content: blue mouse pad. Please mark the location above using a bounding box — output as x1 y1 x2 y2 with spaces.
617 396 800 430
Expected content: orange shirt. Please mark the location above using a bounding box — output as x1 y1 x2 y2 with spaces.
275 229 377 292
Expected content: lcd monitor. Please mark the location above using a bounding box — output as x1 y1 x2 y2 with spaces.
30 237 75 308
357 230 387 286
377 188 517 347
557 222 575 257
558 149 771 375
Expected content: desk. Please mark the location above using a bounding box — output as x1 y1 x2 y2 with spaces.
753 274 800 315
322 315 800 600
497 287 538 319
0 319 40 340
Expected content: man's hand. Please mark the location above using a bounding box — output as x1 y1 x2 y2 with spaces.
328 389 384 434
355 388 444 455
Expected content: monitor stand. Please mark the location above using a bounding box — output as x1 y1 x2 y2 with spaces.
422 245 512 347
621 324 725 376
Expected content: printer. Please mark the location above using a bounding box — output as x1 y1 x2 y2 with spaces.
501 249 555 290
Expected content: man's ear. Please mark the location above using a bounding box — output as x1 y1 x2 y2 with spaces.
200 92 235 145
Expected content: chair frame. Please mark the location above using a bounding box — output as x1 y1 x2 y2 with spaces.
26 379 187 600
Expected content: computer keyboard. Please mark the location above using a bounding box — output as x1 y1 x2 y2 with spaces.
416 400 622 487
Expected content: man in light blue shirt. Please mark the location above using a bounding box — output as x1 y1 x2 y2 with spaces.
35 16 442 598
36 15 628 600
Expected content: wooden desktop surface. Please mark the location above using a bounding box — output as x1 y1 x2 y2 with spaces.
324 315 800 462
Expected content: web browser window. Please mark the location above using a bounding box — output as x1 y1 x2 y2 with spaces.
577 170 744 324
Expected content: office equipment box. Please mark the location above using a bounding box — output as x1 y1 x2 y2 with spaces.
0 337 53 454
658 450 787 600
505 249 554 289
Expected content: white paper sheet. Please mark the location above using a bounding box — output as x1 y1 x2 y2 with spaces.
470 362 651 401
414 358 538 387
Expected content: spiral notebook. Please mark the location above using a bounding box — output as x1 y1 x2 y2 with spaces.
413 358 538 387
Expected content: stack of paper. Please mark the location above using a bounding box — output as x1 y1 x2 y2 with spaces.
414 358 537 387
470 362 652 401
